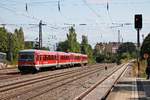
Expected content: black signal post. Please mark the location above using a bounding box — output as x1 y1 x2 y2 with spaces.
134 14 142 77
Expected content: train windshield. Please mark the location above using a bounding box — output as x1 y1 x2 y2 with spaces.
19 53 34 61
0 52 6 63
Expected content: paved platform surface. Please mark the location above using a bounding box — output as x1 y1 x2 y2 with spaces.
136 78 150 100
107 64 150 100
107 77 150 100
107 77 138 100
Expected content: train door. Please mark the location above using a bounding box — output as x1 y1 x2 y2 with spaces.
39 55 43 67
56 53 60 68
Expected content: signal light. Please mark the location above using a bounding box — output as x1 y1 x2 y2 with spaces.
134 14 142 29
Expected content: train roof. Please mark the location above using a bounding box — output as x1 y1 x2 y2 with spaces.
57 52 70 55
0 52 6 55
69 52 84 56
19 49 87 56
19 49 57 54
19 49 37 53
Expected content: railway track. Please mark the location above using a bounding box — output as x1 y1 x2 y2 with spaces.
0 67 16 71
0 64 98 89
0 64 102 84
0 73 20 80
28 64 119 100
0 67 21 82
74 63 129 100
0 64 110 99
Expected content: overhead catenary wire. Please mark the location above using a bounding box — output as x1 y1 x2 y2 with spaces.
1 0 149 37
0 2 67 31
0 3 40 21
81 0 109 31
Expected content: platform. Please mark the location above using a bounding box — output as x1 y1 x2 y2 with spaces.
107 77 150 100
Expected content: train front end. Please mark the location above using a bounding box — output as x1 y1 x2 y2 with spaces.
18 50 37 73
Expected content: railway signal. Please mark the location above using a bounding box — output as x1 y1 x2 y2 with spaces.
135 14 142 29
134 14 142 77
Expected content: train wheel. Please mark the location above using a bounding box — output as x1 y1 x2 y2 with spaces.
32 69 37 74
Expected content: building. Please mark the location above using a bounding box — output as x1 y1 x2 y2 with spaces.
94 42 120 54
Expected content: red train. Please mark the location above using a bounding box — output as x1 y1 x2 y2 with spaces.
18 49 88 73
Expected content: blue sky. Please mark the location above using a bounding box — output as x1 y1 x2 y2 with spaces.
0 0 150 48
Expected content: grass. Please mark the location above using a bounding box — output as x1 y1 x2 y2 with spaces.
131 60 147 78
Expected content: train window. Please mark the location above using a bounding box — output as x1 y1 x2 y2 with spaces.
45 55 47 61
19 54 34 61
61 56 63 59
51 55 53 60
45 55 46 61
43 55 46 61
75 56 78 59
46 55 49 61
50 55 51 60
43 56 45 60
53 55 55 60
54 56 56 60
53 55 56 60
40 56 42 61
0 52 6 63
48 55 50 60
68 56 70 60
49 55 53 60
36 55 39 61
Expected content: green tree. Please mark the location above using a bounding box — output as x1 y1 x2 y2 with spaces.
87 44 95 63
81 35 95 63
57 27 80 53
117 42 136 56
117 42 136 63
11 33 20 60
95 54 105 63
25 42 34 49
14 27 25 50
67 27 80 53
56 40 69 52
0 27 8 53
141 33 150 59
81 35 88 54
12 28 25 61
0 27 25 62
56 27 95 64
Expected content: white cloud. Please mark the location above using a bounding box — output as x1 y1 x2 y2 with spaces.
86 0 111 4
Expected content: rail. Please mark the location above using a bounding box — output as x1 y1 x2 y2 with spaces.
0 64 105 99
74 63 129 100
